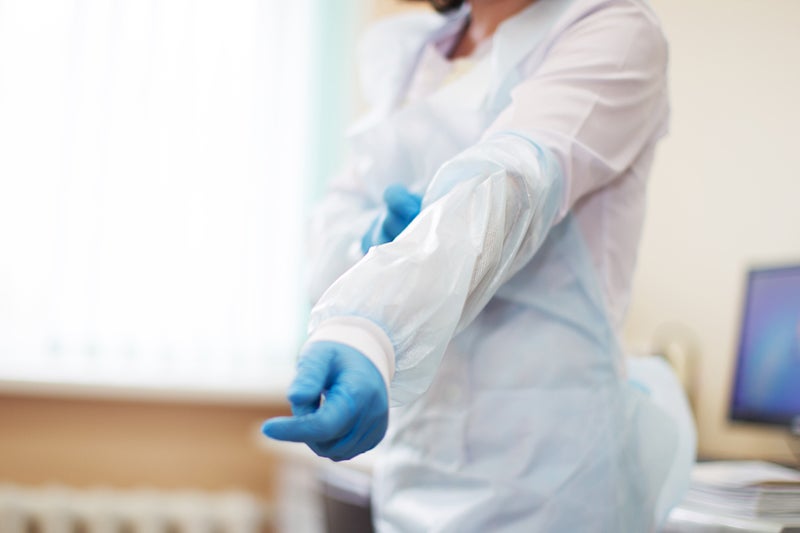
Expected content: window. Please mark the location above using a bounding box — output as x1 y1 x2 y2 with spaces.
0 1 316 400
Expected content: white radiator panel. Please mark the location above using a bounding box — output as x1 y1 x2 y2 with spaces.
0 486 266 533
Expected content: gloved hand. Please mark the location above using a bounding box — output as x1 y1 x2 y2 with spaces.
361 183 422 254
261 341 388 461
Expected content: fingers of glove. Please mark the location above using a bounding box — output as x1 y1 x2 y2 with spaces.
383 184 421 221
361 186 420 253
260 415 326 444
263 341 389 455
310 411 388 461
311 349 388 460
260 416 303 442
380 212 410 241
286 349 335 408
291 401 319 417
360 216 382 254
261 388 357 443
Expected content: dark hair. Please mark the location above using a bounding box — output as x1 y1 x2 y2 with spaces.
431 0 465 12
407 0 465 14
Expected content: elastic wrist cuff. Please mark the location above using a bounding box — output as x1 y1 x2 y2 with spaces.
304 316 395 391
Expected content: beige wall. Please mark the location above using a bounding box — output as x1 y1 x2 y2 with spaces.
0 394 289 501
365 0 427 19
624 0 800 463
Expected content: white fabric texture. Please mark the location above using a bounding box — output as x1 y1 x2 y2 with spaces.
627 355 698 526
305 0 692 531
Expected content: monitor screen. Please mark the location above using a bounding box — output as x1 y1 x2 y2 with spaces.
730 265 800 427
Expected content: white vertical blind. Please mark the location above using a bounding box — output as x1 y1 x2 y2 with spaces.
0 0 312 397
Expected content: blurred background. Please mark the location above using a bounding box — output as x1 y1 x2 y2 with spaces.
0 0 798 531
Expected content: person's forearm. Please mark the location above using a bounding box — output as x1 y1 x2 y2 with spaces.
308 133 565 405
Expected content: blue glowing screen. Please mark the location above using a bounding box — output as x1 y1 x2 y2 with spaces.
730 265 800 426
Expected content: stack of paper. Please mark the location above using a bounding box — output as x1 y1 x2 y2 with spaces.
681 461 800 523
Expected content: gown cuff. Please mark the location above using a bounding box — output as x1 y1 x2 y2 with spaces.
304 316 396 392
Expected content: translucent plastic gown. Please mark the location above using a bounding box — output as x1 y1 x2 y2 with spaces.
305 1 695 530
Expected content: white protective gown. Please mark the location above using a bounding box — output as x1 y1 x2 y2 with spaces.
304 0 695 531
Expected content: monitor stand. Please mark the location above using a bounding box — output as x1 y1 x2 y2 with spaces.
789 417 800 466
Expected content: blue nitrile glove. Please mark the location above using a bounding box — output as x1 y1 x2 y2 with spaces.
261 341 388 461
360 183 422 254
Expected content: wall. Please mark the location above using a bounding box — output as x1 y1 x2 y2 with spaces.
0 394 289 501
624 0 800 462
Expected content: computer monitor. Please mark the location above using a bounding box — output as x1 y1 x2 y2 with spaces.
729 264 800 433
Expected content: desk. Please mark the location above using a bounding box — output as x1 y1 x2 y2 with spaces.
662 460 800 532
664 506 800 532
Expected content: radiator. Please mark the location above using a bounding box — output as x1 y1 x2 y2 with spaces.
0 485 267 533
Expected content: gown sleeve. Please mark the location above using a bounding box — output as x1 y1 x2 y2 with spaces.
305 160 381 304
485 0 669 213
305 2 669 406
305 12 445 304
